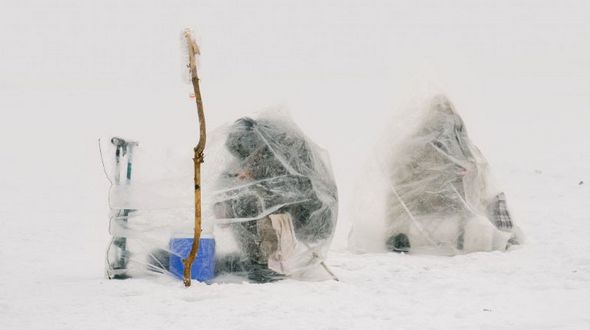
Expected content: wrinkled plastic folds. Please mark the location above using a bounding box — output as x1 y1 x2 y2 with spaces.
349 94 523 255
101 136 197 280
101 110 338 282
204 110 338 281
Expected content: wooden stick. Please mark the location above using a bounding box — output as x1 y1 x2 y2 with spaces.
182 28 207 287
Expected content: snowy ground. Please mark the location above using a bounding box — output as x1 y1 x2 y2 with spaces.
2 1 590 329
2 160 589 329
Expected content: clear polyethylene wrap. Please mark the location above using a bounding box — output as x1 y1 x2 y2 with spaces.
203 110 338 282
100 137 200 280
349 94 523 255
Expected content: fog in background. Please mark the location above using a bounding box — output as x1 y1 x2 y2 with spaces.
1 0 588 250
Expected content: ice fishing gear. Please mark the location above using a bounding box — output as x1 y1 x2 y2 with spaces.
101 135 217 282
105 137 138 279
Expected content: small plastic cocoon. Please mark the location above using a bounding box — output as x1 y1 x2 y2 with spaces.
100 109 338 282
100 136 202 280
348 92 523 255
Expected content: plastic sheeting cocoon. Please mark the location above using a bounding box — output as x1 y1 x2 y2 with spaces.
348 94 523 255
101 110 338 282
205 110 338 282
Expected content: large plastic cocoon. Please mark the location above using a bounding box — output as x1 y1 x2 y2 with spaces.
204 110 338 282
101 109 338 282
348 94 523 255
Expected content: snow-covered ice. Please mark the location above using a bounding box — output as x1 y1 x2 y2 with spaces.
2 159 589 329
1 1 589 329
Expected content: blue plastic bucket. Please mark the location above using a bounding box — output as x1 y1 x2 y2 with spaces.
169 237 215 282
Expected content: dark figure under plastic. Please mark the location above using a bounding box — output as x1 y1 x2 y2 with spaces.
213 117 337 282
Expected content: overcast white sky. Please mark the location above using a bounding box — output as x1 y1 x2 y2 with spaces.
1 1 588 243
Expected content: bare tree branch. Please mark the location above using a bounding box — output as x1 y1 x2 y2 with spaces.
182 28 206 287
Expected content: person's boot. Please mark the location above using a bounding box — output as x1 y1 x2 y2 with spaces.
457 231 464 250
386 233 411 253
247 264 284 283
215 253 250 275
